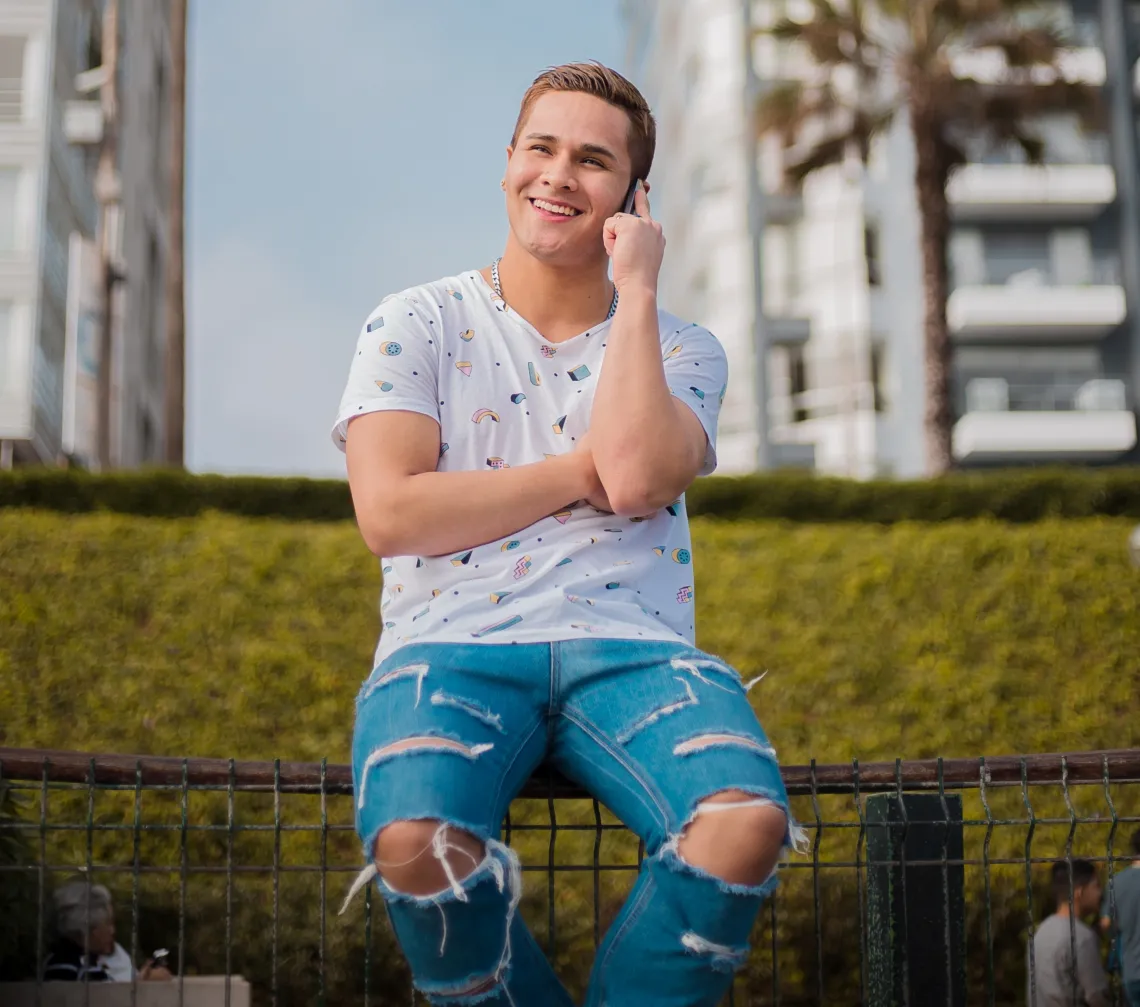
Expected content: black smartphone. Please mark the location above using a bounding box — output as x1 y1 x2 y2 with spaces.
622 178 641 215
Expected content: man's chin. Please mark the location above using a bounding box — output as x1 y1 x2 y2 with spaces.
517 234 605 268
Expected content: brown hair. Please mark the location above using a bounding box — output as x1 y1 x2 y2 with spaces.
1051 859 1098 905
511 62 656 184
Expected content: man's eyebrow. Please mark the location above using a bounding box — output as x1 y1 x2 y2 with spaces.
523 133 618 161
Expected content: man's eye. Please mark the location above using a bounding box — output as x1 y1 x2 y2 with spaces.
531 145 551 154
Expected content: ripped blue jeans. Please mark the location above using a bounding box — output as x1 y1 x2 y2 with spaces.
342 639 799 1006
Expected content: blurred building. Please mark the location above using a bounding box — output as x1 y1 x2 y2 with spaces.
0 0 173 468
622 0 1140 478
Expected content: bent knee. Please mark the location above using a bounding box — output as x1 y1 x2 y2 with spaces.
374 820 485 896
676 790 788 887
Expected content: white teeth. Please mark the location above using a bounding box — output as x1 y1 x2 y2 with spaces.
533 199 580 216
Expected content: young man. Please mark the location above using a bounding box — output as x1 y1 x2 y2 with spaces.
1029 859 1110 1007
333 63 799 1006
1101 829 1140 1006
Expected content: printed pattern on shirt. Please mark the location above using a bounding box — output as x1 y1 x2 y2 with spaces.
333 271 729 663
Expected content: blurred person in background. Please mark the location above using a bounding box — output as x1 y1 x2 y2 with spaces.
43 879 172 982
1029 859 1110 1007
334 61 799 1006
1101 829 1140 1006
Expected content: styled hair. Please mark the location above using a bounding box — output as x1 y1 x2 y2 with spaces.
1051 859 1098 905
511 62 656 184
1131 827 1140 858
54 880 113 945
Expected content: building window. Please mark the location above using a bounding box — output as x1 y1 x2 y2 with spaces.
0 168 18 251
0 36 25 123
864 223 882 287
146 229 163 387
140 405 155 462
789 346 808 423
153 57 166 188
0 300 12 391
871 341 887 412
982 229 1052 285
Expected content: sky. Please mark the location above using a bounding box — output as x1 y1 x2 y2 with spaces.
185 0 626 479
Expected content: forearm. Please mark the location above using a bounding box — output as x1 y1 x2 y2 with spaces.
590 287 694 511
356 455 588 558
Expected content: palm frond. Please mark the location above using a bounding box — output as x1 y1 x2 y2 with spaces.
973 78 1103 132
782 106 897 183
933 0 1056 30
940 75 1101 165
972 25 1069 68
783 133 852 182
755 80 843 142
763 0 881 74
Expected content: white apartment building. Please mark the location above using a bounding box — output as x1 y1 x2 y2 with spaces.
622 0 1140 477
0 0 172 468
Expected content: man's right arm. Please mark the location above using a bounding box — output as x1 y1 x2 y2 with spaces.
345 410 597 558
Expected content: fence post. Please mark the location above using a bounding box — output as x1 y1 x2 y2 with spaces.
866 793 965 1007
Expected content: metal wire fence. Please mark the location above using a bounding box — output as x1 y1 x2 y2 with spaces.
1 746 1138 1006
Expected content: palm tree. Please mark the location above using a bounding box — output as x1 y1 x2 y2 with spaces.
755 0 1100 475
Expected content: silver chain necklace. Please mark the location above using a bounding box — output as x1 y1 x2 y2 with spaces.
491 257 619 320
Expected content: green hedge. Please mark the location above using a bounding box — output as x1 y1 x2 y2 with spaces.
3 465 1140 523
3 509 1137 765
2 510 1138 1003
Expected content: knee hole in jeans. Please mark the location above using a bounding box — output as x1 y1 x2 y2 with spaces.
373 819 485 897
675 789 788 887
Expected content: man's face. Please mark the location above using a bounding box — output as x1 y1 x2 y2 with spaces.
90 915 116 956
504 90 635 266
1078 877 1103 916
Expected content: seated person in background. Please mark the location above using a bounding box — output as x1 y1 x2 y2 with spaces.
1029 859 1110 1007
43 880 172 982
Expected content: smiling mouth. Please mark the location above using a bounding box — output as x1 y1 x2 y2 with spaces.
530 198 581 217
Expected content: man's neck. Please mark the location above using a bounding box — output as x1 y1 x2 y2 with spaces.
491 240 615 342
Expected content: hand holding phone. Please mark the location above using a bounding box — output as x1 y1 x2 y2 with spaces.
621 178 641 216
604 178 663 295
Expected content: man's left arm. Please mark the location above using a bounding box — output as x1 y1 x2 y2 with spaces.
589 187 725 516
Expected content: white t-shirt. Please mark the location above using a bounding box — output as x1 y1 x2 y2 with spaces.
98 942 135 981
333 270 728 665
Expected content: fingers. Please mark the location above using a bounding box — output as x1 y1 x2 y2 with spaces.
633 184 652 219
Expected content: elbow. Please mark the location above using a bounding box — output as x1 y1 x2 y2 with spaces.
359 521 397 559
605 479 683 519
356 503 410 558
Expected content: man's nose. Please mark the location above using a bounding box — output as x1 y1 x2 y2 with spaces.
541 157 578 191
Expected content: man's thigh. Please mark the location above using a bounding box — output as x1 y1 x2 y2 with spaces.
352 642 551 851
552 639 790 850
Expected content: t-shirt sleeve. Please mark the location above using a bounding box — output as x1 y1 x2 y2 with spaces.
661 322 728 476
331 296 440 450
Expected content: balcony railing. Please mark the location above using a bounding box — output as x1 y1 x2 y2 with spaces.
961 136 1112 166
0 78 23 123
2 747 1138 1007
959 376 1132 415
963 257 1123 289
770 381 879 426
948 262 1127 339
